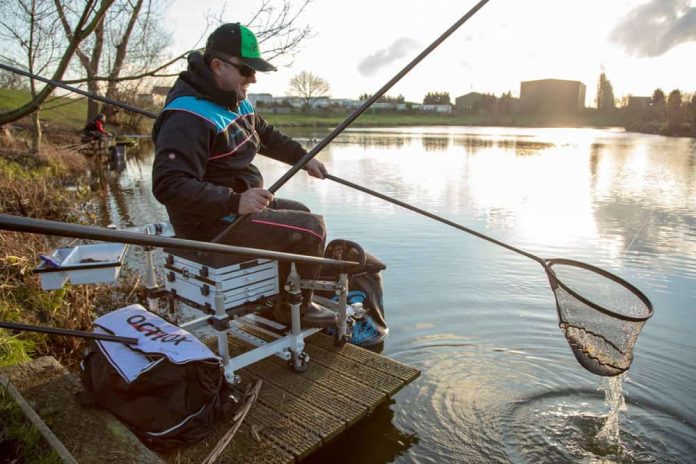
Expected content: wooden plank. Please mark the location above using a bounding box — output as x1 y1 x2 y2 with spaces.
307 333 421 383
253 377 346 441
227 336 388 410
302 343 407 395
167 421 293 464
248 402 323 461
227 339 369 425
228 329 401 404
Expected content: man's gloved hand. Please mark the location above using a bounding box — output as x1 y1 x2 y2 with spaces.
238 188 274 214
305 159 328 179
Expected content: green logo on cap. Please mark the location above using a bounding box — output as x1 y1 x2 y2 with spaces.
239 25 261 59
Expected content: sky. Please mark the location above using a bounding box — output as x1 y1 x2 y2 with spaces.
165 0 696 106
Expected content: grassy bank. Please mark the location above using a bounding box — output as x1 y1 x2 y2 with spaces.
0 138 140 372
0 88 88 130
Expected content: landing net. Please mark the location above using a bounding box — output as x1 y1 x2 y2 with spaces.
545 259 653 376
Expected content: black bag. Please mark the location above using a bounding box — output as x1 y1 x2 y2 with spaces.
79 305 231 450
81 346 229 450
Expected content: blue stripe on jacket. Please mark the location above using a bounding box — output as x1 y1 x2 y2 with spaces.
162 96 255 133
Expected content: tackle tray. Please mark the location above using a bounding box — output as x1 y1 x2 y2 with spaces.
33 243 128 290
163 249 279 311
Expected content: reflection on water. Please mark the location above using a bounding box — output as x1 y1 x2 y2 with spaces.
99 127 696 463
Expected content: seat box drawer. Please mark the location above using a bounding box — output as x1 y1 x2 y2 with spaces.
164 258 279 309
165 253 277 287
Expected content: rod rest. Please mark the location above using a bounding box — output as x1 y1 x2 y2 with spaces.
324 239 386 274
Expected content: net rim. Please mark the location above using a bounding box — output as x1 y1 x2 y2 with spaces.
545 258 654 323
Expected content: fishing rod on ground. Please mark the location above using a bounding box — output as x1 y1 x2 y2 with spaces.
0 321 138 345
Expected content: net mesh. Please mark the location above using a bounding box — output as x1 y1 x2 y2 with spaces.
546 259 652 377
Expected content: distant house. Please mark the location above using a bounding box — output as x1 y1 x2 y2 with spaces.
520 79 586 114
136 94 156 107
330 98 361 108
421 104 453 113
248 93 273 106
312 96 331 108
152 86 170 107
272 96 330 109
372 102 398 111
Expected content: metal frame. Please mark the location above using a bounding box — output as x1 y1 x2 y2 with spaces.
140 233 352 384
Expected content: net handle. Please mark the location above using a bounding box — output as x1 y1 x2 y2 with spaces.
545 258 654 323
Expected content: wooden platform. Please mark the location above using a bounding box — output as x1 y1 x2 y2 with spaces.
165 332 420 464
0 333 419 464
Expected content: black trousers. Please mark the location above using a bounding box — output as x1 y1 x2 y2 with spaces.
173 198 326 283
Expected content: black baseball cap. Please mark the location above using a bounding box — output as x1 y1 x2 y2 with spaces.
205 23 277 72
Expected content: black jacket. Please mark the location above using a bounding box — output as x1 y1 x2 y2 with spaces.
152 52 307 228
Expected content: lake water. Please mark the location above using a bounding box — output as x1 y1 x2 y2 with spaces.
99 126 696 463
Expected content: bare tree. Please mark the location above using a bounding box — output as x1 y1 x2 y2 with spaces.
0 0 63 151
62 0 313 123
0 0 115 131
0 69 28 89
0 0 313 135
56 0 171 122
245 0 313 62
289 71 329 107
55 0 106 122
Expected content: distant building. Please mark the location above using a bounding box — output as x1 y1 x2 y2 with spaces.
626 96 651 111
330 98 361 108
520 79 586 114
421 104 453 113
136 94 156 107
152 86 170 107
312 96 331 108
248 93 273 106
455 92 486 112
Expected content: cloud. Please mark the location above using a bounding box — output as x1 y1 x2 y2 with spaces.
357 37 419 76
610 0 696 57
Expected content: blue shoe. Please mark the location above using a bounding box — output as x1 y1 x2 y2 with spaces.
351 315 387 347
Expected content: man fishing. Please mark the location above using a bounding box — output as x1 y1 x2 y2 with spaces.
152 23 387 342
82 113 111 143
151 23 386 343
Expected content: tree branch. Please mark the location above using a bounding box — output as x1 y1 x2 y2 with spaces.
0 0 115 125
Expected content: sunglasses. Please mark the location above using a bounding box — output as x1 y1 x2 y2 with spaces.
216 57 256 78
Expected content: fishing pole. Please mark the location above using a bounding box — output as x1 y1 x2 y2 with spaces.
210 0 492 243
0 62 158 119
0 321 138 345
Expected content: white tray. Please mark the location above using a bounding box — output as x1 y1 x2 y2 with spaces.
34 243 128 289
